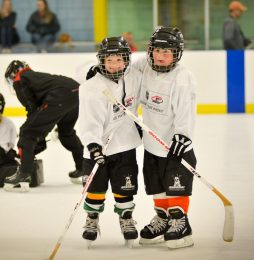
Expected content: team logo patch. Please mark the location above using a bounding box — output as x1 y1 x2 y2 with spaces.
151 95 163 104
121 175 135 190
168 174 185 191
125 96 134 107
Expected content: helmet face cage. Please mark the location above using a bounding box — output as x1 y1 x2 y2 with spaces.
97 37 131 81
5 60 29 87
0 93 5 114
147 27 184 73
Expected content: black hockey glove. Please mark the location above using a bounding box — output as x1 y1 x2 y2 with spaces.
34 138 47 155
87 143 105 165
167 134 192 162
6 149 18 161
86 65 100 80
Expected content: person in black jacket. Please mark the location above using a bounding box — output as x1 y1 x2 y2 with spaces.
0 0 18 53
3 60 85 192
26 0 60 53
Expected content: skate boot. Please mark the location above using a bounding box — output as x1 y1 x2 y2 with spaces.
82 212 100 248
119 209 138 248
164 207 194 249
3 167 31 192
69 169 84 184
139 207 170 245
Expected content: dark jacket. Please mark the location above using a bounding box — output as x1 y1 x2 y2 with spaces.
26 11 60 36
13 70 79 115
223 16 251 50
0 11 19 44
0 11 16 27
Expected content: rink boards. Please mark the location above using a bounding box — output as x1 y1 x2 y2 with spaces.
0 50 254 115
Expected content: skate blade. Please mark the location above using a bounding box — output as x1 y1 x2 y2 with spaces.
125 239 135 248
166 235 194 249
3 182 30 193
85 240 93 249
70 177 82 185
139 235 164 245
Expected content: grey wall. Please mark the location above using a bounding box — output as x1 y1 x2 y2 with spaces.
12 0 93 43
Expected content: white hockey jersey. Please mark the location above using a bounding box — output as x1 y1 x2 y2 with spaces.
132 56 197 157
0 116 17 152
79 67 142 158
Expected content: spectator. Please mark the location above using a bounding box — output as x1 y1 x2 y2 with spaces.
223 1 251 50
122 31 138 52
0 0 19 53
26 0 60 53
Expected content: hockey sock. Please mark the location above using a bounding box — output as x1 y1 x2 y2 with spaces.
167 196 189 213
84 192 106 213
153 193 168 211
113 194 135 216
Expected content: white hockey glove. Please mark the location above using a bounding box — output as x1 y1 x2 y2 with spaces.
87 143 105 165
167 134 192 162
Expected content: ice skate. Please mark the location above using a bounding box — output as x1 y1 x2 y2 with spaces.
164 207 194 249
3 168 31 192
139 207 169 245
69 169 84 184
119 210 138 248
82 212 100 249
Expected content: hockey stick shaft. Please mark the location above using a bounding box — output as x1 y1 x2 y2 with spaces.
48 132 114 260
103 89 234 242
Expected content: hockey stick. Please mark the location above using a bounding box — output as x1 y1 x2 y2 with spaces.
47 132 115 260
103 89 234 242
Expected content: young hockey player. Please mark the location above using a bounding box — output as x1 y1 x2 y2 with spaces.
79 36 142 247
0 92 19 187
3 60 85 191
133 27 197 249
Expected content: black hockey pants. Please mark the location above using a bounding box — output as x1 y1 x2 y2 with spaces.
18 89 83 173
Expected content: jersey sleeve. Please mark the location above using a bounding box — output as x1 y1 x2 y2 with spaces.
171 69 197 139
78 80 108 147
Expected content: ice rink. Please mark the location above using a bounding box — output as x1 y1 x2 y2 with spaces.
0 114 253 260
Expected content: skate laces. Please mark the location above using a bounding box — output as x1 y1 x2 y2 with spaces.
84 216 101 235
168 216 185 233
120 217 137 233
6 172 18 181
147 215 168 234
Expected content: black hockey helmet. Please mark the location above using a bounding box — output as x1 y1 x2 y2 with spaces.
5 60 30 86
148 26 184 72
97 36 131 80
0 93 5 114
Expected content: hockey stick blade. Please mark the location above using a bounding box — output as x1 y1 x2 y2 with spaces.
103 89 234 242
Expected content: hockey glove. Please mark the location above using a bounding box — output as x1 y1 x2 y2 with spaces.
167 134 192 162
86 65 100 80
87 143 105 165
6 149 18 161
34 138 47 155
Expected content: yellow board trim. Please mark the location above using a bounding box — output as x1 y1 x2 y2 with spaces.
3 104 254 117
3 107 27 117
246 104 254 113
197 104 227 114
93 0 108 43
